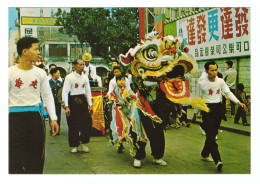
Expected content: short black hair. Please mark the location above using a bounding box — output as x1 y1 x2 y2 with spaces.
226 60 233 67
237 83 244 91
72 59 79 65
113 66 121 72
116 74 125 82
204 61 218 70
17 37 39 57
38 64 45 69
50 68 59 76
49 64 57 69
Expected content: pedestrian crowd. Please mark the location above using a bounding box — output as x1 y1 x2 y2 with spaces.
8 37 250 174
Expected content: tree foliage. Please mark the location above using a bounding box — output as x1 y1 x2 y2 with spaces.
55 8 139 63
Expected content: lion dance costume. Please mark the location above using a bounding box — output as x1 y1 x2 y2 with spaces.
111 32 209 163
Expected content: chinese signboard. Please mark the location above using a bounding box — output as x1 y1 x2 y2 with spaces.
21 17 58 26
177 8 250 60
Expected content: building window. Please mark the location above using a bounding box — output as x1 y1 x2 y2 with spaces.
49 44 67 57
50 9 54 18
40 8 43 17
38 30 44 37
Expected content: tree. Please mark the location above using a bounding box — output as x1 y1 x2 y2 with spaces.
55 8 139 63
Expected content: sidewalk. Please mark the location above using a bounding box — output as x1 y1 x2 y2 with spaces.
187 108 251 136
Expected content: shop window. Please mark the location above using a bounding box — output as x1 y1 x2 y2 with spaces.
49 44 67 57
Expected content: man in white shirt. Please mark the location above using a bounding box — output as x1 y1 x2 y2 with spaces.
62 59 93 153
197 61 245 172
223 60 237 117
8 37 59 174
82 52 97 83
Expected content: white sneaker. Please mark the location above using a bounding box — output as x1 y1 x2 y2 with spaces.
200 127 206 135
71 147 78 153
133 159 142 168
82 144 90 153
201 155 214 162
152 158 167 166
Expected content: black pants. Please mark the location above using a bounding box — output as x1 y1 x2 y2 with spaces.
67 95 92 147
135 110 165 160
234 106 247 124
9 111 45 174
201 103 223 164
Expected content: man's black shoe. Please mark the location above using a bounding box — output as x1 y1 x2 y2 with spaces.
216 161 223 171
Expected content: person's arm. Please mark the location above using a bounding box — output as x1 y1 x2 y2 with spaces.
92 65 97 81
97 76 102 87
40 74 59 136
62 77 71 117
107 79 115 98
84 77 92 107
222 80 246 109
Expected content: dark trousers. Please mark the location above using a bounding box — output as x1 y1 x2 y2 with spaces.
67 95 92 147
9 111 45 174
234 106 247 124
135 110 165 160
222 89 236 115
201 103 223 164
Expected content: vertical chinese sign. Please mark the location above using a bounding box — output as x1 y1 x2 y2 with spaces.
177 8 250 60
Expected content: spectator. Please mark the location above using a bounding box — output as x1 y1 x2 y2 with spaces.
82 52 97 84
223 60 237 117
49 68 64 134
234 83 250 126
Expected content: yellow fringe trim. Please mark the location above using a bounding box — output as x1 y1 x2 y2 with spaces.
166 96 210 112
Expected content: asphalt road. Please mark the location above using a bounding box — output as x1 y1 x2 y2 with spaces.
43 110 250 175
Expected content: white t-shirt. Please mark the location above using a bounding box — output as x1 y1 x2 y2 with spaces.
197 76 239 104
83 63 97 81
62 71 92 107
8 65 57 121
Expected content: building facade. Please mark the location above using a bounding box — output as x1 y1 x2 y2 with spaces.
150 7 250 96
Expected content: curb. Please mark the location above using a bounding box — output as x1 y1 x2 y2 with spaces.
188 119 250 136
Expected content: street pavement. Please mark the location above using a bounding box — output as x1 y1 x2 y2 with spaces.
43 108 250 174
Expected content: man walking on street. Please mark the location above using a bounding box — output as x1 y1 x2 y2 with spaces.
197 61 246 171
62 59 93 153
9 37 59 174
